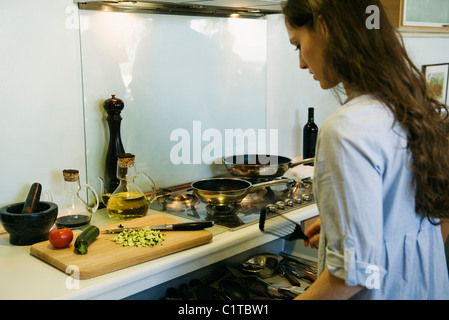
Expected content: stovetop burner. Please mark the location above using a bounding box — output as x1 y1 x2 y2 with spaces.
157 191 198 212
150 177 314 231
205 204 243 228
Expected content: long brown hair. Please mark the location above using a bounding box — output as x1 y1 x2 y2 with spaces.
282 0 449 221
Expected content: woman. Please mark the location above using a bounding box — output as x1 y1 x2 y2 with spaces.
282 0 449 299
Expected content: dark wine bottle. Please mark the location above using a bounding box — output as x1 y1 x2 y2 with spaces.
303 107 318 164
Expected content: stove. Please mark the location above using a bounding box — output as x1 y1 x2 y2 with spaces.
149 177 315 231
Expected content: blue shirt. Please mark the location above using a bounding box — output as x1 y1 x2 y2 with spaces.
314 94 449 299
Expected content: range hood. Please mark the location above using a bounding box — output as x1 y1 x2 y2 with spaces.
74 0 283 18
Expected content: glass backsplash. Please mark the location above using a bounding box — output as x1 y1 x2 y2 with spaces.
79 10 268 192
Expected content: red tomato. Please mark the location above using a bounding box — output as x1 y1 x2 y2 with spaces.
49 227 73 248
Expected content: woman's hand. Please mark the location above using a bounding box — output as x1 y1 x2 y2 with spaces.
304 218 321 249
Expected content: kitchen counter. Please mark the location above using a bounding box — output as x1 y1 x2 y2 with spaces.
0 205 318 300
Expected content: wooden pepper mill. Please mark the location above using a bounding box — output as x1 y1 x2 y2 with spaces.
103 94 125 194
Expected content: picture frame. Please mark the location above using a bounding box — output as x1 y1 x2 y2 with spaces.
403 0 449 28
422 63 449 105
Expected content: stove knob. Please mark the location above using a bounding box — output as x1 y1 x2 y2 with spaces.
284 199 294 207
266 204 277 213
293 196 302 204
275 201 285 210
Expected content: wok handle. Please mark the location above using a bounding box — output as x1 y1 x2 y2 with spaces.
289 158 314 168
251 178 296 191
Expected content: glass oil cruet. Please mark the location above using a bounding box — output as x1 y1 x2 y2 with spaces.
55 169 99 229
104 153 156 220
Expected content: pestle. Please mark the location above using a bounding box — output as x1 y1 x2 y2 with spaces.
21 182 42 213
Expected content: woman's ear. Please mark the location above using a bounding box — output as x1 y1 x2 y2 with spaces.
316 14 329 39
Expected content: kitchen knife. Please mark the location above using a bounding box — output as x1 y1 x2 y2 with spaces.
102 221 214 234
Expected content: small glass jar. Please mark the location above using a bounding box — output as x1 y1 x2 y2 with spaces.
55 169 99 229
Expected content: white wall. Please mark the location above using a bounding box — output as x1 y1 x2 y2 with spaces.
403 35 449 67
0 0 85 206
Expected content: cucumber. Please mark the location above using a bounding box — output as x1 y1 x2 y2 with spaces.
74 225 100 255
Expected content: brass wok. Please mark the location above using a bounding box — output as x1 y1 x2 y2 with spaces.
191 178 295 207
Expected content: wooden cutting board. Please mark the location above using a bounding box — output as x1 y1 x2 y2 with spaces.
30 214 213 279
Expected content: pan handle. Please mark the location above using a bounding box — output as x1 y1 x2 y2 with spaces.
250 178 296 192
289 158 314 168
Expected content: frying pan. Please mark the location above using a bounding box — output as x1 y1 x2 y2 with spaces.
223 155 314 180
191 178 294 207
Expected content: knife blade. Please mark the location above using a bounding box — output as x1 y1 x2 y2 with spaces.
102 221 214 234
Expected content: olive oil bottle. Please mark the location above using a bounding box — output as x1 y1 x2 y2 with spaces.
105 153 156 220
107 191 149 220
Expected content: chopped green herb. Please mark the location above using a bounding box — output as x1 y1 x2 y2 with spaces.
111 228 166 247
